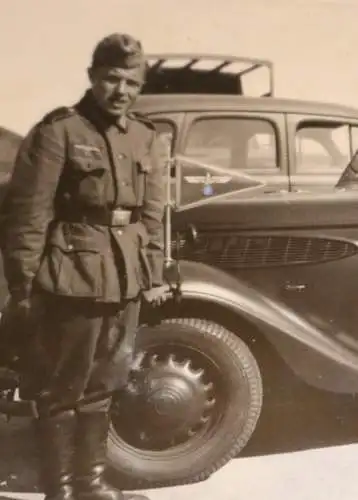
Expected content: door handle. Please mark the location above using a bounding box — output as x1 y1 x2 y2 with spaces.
263 188 288 194
283 283 306 292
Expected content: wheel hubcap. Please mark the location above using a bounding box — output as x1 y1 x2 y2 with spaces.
111 350 217 450
144 354 215 428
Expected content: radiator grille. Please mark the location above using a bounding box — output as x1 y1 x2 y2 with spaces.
171 234 357 269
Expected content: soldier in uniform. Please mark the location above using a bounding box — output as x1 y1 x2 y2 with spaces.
1 33 167 500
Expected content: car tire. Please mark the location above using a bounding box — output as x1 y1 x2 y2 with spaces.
107 317 263 488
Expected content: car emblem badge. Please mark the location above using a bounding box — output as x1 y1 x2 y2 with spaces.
203 173 214 196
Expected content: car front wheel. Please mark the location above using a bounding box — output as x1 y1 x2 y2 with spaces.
107 317 263 488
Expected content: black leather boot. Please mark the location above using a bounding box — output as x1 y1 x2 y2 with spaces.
34 410 77 500
75 411 149 500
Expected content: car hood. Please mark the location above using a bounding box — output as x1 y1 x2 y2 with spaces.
172 189 358 231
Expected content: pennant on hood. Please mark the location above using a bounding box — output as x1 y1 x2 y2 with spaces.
167 154 267 210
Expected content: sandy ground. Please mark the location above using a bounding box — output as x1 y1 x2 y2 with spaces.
1 379 358 500
1 444 358 500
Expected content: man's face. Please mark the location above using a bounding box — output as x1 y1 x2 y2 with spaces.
88 65 145 116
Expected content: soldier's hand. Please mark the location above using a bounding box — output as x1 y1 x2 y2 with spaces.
7 297 31 317
142 284 170 307
7 294 42 320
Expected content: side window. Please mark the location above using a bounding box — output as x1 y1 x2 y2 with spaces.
184 117 279 173
295 122 350 174
247 132 277 169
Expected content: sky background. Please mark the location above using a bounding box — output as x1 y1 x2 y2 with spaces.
2 0 358 135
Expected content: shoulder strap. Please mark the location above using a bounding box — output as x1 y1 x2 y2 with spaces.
127 111 156 131
41 106 76 126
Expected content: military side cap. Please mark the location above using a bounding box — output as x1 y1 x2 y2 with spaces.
91 33 145 69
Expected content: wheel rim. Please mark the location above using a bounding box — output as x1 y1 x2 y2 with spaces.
110 342 226 452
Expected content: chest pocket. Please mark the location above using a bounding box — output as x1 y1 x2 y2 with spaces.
69 155 107 206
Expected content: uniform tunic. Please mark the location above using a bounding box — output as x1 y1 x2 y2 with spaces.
1 90 165 410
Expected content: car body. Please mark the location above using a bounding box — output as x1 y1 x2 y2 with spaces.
129 54 358 396
130 93 358 394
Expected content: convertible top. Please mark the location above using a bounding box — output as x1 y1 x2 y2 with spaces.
143 53 274 97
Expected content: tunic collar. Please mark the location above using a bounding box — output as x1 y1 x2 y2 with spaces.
75 90 129 132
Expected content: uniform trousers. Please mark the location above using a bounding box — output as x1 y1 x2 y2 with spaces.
20 292 140 414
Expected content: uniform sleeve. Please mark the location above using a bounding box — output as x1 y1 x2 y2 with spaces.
140 132 165 286
2 122 66 300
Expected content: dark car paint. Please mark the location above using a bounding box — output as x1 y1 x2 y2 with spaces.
166 190 358 394
170 259 358 394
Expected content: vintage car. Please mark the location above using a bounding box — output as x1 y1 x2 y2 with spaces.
2 54 358 489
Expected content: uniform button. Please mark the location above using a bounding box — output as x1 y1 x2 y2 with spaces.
68 244 74 250
117 230 123 236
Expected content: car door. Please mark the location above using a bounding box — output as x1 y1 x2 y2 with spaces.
176 111 289 196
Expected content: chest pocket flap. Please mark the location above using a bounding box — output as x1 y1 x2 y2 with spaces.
68 145 107 205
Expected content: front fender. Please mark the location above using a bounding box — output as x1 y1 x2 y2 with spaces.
165 260 358 394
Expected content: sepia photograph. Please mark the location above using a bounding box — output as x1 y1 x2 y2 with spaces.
1 1 358 499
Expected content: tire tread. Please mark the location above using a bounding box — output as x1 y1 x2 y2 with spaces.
108 317 263 489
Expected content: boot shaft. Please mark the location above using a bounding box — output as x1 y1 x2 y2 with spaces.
75 411 113 500
34 406 148 500
75 411 109 475
34 410 77 500
75 411 148 500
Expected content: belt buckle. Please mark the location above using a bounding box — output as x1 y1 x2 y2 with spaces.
111 209 131 227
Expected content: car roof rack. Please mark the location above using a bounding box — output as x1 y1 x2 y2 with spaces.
143 53 274 97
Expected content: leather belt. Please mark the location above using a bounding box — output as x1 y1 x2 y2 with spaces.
61 208 134 227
